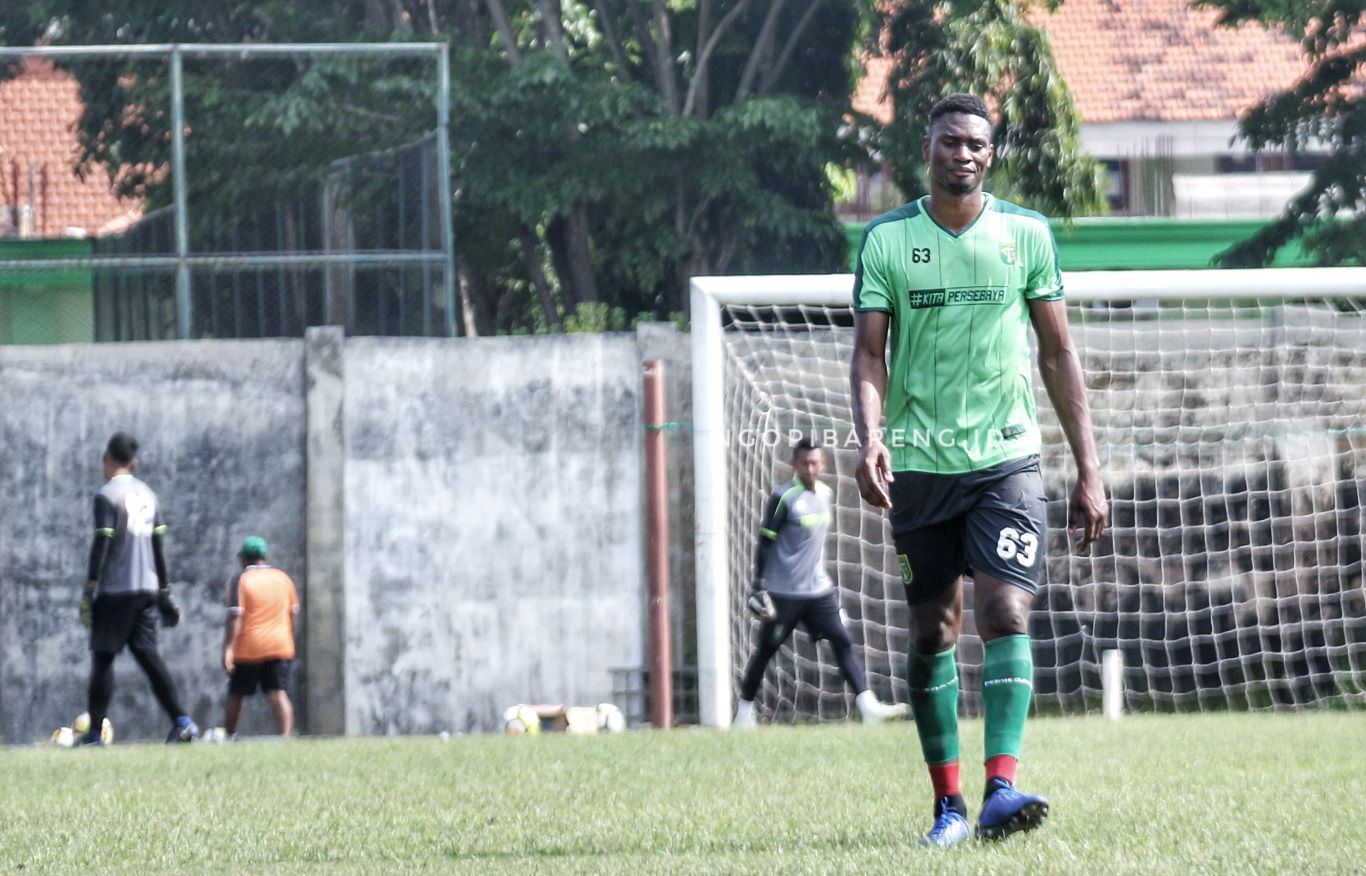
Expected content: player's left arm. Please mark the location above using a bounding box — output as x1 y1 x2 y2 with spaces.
224 575 244 673
82 495 117 627
86 495 116 588
1029 297 1108 552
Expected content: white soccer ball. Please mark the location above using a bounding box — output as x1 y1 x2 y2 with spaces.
200 726 228 744
501 704 541 735
50 726 75 748
71 713 114 744
596 702 626 733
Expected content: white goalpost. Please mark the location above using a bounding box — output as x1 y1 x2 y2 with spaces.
692 267 1366 728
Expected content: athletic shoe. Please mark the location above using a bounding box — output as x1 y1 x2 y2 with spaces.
976 778 1049 840
74 731 104 747
860 700 909 725
166 716 200 744
919 799 970 847
731 709 757 730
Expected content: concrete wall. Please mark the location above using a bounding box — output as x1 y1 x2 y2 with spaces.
0 341 306 743
0 332 649 742
341 335 644 734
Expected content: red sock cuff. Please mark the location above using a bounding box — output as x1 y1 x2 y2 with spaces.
985 754 1018 784
928 761 961 798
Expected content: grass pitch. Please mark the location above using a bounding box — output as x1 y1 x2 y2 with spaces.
2 712 1361 874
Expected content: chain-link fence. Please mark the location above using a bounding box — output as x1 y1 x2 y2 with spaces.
0 44 454 343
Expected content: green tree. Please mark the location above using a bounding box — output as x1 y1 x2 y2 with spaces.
1195 0 1363 267
457 0 877 333
3 1 879 335
878 0 1106 218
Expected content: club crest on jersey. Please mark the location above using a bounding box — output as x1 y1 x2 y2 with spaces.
999 240 1018 265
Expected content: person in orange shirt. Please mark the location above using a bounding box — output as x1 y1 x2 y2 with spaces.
222 536 299 737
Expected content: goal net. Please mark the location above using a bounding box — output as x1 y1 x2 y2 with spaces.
691 268 1366 727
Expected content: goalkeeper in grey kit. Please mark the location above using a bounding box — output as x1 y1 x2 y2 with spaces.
733 439 907 728
79 432 199 744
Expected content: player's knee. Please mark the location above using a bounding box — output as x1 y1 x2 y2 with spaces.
976 595 1029 639
909 610 958 653
128 643 162 666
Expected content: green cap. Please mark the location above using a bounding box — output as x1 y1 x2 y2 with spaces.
238 536 269 561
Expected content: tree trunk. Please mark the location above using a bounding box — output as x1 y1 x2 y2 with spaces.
546 207 598 309
734 0 785 102
518 225 563 330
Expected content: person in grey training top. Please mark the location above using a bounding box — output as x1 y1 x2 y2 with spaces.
733 439 907 728
79 432 199 744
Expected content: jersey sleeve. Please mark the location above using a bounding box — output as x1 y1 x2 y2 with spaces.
93 494 117 537
1023 220 1064 300
758 490 789 540
226 573 244 615
852 226 894 313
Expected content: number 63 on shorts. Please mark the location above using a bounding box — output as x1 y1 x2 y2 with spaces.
995 527 1039 567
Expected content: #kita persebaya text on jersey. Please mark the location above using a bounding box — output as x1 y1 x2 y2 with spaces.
853 195 1064 474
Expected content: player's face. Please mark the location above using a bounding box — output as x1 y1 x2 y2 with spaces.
792 448 827 489
924 112 995 196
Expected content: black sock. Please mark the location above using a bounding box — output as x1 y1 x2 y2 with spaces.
984 776 1013 798
937 793 968 818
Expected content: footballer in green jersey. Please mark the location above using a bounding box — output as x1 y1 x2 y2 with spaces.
853 193 1062 475
849 93 1108 848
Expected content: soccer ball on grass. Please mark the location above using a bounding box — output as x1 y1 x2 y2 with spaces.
596 702 626 733
501 704 542 735
71 712 115 744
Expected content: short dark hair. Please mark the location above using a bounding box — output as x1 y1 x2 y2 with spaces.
929 93 992 128
791 437 823 460
106 432 139 465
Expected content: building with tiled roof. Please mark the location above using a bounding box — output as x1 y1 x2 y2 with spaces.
1038 0 1306 125
851 0 1324 219
0 57 141 239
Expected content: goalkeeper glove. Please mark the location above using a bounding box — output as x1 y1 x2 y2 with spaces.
746 589 777 622
157 589 181 628
80 592 93 629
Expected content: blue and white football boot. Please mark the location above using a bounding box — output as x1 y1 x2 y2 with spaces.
976 777 1049 840
919 798 970 847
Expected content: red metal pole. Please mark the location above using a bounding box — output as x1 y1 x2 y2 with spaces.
643 360 673 729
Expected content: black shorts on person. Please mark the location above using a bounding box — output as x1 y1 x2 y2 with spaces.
228 659 292 696
889 454 1047 603
758 589 853 649
90 592 159 654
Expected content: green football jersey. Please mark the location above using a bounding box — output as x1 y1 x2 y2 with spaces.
853 194 1063 474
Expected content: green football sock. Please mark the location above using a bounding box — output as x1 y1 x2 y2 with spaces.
982 634 1034 761
907 646 959 765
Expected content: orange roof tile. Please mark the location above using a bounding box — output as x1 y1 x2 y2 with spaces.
853 55 894 125
0 57 140 238
1036 0 1307 123
852 0 1311 126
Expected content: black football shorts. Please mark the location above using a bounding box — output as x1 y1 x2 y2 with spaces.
90 592 159 654
228 659 293 696
889 455 1047 603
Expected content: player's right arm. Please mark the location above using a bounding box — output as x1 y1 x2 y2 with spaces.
752 492 786 588
851 309 894 508
289 576 300 640
850 223 896 509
